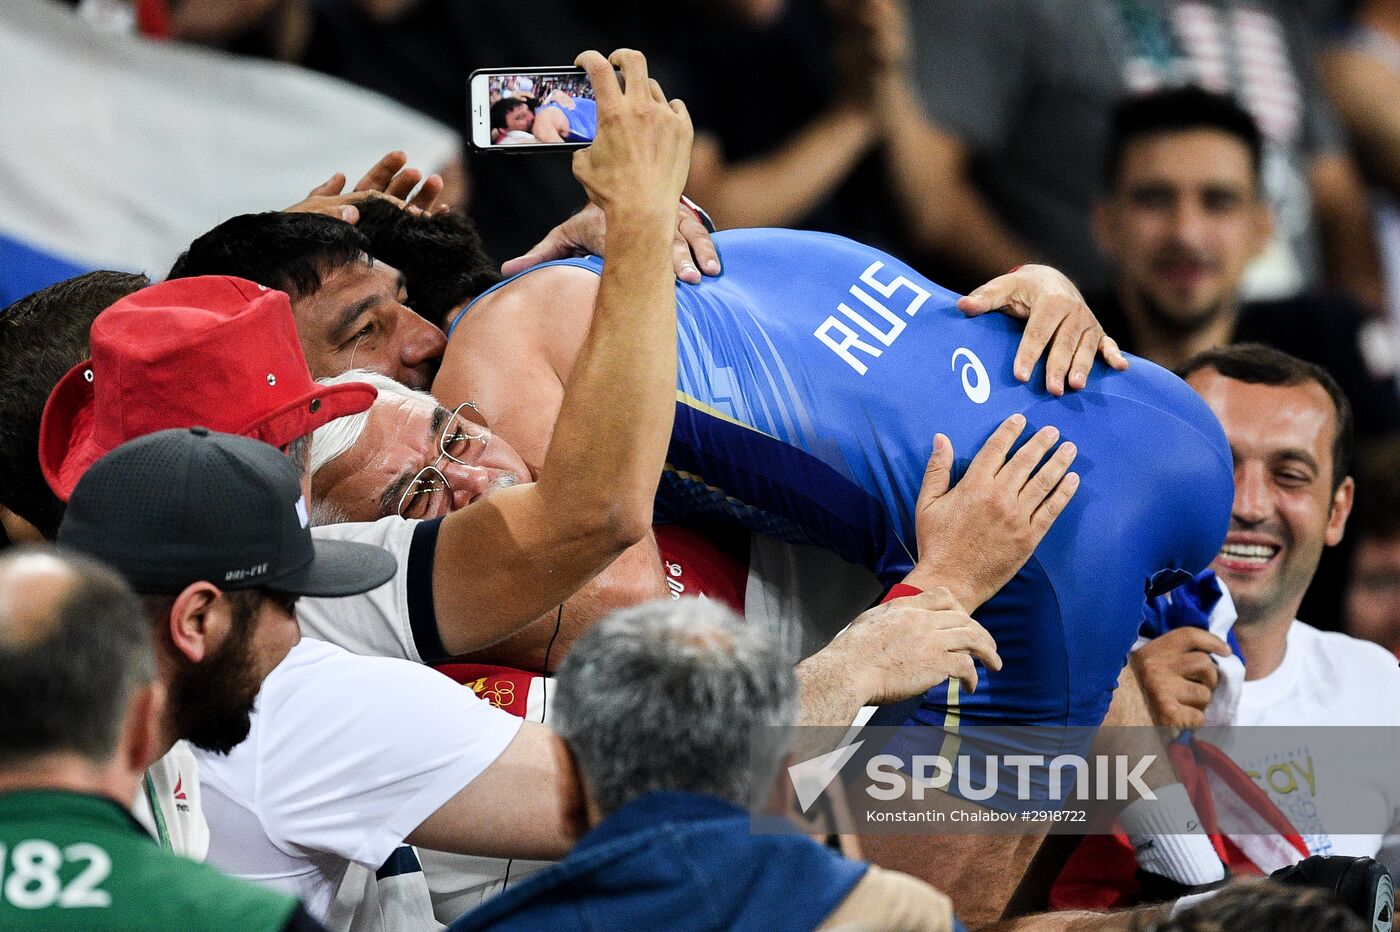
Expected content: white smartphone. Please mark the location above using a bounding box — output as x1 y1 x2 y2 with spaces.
468 66 611 151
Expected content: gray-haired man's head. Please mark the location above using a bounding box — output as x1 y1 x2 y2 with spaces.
553 598 798 819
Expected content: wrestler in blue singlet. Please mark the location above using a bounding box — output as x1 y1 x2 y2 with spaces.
536 96 598 142
453 229 1233 747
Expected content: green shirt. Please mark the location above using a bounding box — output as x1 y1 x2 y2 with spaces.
0 790 299 931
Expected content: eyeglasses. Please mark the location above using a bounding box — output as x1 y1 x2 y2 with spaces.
397 402 488 519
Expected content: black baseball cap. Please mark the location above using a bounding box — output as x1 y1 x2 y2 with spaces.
57 427 396 597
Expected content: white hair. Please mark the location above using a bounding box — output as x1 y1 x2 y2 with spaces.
308 369 440 481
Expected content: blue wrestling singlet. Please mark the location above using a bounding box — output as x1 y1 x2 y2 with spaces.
453 229 1233 739
537 97 597 142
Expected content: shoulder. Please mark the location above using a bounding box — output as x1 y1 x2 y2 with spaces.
260 639 456 712
1291 622 1400 703
820 864 957 931
301 518 430 663
148 857 301 929
1292 621 1399 673
465 265 600 328
255 640 521 756
310 515 415 552
445 264 600 386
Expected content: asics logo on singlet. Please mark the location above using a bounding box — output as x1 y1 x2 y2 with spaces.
952 348 990 404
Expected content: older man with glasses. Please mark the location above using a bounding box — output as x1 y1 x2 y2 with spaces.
309 380 528 523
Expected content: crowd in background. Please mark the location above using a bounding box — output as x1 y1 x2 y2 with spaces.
23 0 1400 656
2 1 1400 930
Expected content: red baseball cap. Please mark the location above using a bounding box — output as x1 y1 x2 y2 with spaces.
40 275 378 501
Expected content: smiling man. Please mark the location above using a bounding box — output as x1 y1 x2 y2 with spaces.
1132 343 1400 875
1181 345 1355 666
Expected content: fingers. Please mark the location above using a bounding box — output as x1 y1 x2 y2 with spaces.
677 203 721 276
306 172 346 198
1017 438 1077 507
915 433 954 509
383 167 423 202
669 95 693 135
1029 471 1079 535
648 78 667 105
956 275 1016 318
408 173 444 211
608 48 649 98
1042 316 1083 396
1166 627 1234 657
1000 424 1060 489
1171 706 1206 732
672 232 701 284
949 619 1002 673
575 50 622 106
1012 308 1065 385
1180 681 1215 711
1180 653 1221 690
353 151 408 193
500 235 562 277
1100 334 1130 371
1067 323 1103 391
965 414 1026 483
902 586 962 613
953 652 979 694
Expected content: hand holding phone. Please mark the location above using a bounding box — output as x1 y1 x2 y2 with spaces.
567 50 692 221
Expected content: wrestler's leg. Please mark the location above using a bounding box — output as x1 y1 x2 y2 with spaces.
860 796 1051 928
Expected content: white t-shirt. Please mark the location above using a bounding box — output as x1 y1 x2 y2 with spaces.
1225 620 1400 871
745 534 883 664
131 740 209 861
196 636 521 924
302 516 435 663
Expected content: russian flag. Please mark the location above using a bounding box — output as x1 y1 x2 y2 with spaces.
0 0 459 306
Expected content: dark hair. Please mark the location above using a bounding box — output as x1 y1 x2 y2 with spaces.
169 211 371 301
1353 439 1400 541
0 546 156 766
1135 879 1364 932
1105 87 1264 190
0 271 149 539
353 199 501 329
490 96 532 130
1178 343 1354 490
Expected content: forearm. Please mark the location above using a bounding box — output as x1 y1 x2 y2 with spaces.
536 209 678 536
1311 152 1385 308
407 721 581 859
875 84 1030 277
795 640 872 728
685 109 876 228
459 532 668 671
1319 50 1400 196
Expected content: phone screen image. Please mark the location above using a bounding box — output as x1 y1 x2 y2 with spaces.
482 70 598 148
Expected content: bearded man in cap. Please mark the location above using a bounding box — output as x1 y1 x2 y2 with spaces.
55 426 568 929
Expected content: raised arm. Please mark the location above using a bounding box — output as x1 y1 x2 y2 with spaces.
428 50 691 656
